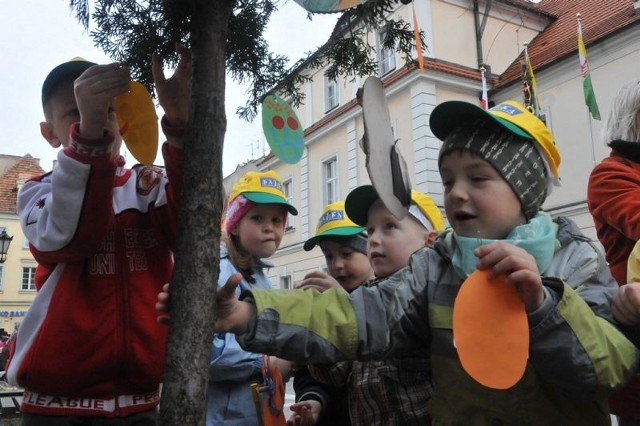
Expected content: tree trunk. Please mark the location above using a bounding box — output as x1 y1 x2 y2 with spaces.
158 0 234 424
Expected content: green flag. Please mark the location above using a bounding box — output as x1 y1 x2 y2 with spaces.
578 16 601 120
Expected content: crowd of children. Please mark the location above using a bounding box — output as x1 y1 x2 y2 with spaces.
5 51 640 425
208 99 640 425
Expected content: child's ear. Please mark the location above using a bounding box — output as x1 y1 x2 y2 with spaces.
40 121 61 148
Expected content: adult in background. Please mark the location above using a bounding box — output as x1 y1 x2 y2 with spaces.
588 79 640 425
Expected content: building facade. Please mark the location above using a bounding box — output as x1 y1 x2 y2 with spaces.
0 155 45 334
222 0 640 288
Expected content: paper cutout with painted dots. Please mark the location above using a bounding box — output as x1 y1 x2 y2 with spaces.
294 0 365 13
261 95 305 164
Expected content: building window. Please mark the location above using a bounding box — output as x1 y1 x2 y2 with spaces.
325 77 339 112
280 274 292 290
322 157 339 206
378 27 396 76
283 178 295 231
21 266 36 291
0 265 4 291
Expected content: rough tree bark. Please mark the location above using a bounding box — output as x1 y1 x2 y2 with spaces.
158 1 234 424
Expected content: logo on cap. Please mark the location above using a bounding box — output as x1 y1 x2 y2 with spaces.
492 104 522 116
260 177 283 191
319 210 345 227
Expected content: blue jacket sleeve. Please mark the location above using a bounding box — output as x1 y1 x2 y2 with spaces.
209 255 262 382
210 332 262 382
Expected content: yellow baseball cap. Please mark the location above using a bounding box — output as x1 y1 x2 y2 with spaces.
303 201 365 251
410 190 446 231
345 185 445 231
227 170 298 215
429 100 561 183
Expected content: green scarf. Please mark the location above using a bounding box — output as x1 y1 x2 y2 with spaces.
451 212 558 279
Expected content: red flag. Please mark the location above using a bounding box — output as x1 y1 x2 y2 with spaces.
480 67 488 109
412 3 424 71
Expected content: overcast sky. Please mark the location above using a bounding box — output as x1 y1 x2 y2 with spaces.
0 0 338 175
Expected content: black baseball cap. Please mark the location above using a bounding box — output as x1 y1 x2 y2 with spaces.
41 57 97 104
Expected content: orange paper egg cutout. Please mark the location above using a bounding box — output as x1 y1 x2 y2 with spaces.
452 269 529 389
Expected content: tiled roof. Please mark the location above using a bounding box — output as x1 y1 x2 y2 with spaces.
286 0 639 141
0 154 45 214
499 0 555 17
497 0 640 89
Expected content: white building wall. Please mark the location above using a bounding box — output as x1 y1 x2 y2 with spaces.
494 25 640 240
224 2 640 287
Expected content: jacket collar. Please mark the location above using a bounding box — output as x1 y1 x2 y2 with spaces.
609 140 640 163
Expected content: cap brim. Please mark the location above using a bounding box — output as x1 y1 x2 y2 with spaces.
243 192 298 215
345 185 379 227
303 227 364 251
430 101 532 142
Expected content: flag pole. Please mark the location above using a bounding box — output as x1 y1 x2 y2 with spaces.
577 12 599 165
587 109 597 165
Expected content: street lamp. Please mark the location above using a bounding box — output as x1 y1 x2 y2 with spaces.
0 230 13 263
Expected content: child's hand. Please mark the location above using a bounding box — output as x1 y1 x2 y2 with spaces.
156 283 171 324
474 241 544 312
295 271 342 293
613 283 640 325
159 274 249 332
214 273 253 334
286 400 322 426
152 43 191 128
268 356 294 380
425 230 441 247
75 63 131 140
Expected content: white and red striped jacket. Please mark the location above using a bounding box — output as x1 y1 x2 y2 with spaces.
7 120 183 417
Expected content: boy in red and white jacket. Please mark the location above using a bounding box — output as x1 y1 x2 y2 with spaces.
6 46 191 424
